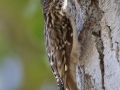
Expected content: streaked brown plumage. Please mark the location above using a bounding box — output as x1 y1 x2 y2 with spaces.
41 0 79 90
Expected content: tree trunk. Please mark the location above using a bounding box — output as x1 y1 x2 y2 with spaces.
67 0 120 90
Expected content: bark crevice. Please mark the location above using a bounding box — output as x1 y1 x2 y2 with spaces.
68 0 120 89
88 0 105 89
107 25 113 50
116 42 120 63
92 30 105 90
83 0 105 89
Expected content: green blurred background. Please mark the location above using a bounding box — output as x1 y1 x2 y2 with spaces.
0 0 57 90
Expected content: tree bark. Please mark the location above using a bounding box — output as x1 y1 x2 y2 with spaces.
67 0 120 90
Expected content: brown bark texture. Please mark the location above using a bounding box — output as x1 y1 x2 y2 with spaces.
67 0 120 90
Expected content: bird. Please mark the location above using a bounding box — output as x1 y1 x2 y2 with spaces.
41 0 80 90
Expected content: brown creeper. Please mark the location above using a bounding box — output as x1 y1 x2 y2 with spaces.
42 0 79 90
